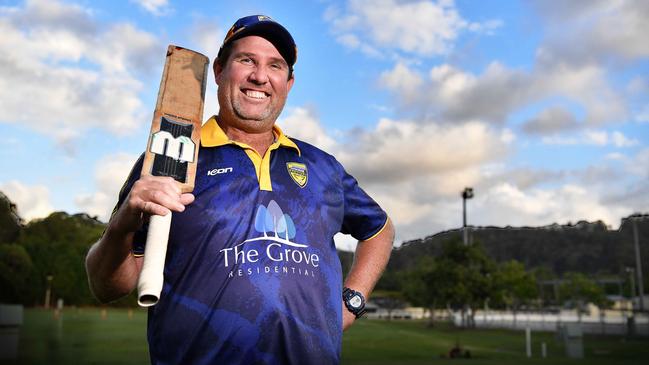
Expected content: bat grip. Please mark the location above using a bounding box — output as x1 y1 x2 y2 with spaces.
137 213 172 307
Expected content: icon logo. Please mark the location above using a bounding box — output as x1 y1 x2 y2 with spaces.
287 162 308 188
207 167 233 176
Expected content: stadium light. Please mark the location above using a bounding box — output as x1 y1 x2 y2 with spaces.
630 215 645 312
462 187 474 245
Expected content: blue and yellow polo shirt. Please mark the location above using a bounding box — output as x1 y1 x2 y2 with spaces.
118 116 388 365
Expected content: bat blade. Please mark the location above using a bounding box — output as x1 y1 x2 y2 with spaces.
137 45 209 307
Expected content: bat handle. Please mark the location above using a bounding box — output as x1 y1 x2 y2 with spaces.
137 213 172 307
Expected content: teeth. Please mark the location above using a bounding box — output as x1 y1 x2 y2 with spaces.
246 90 267 99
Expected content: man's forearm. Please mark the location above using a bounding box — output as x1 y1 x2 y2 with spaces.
85 226 141 303
344 218 395 297
341 219 394 330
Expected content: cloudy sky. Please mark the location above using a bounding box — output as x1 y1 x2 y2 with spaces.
1 0 647 249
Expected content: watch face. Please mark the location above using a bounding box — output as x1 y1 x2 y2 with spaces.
349 295 362 308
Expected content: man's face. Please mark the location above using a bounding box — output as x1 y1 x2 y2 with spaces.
215 36 294 132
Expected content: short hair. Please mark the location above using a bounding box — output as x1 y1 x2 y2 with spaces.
215 41 294 80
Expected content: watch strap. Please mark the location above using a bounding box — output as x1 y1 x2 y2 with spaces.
342 287 366 319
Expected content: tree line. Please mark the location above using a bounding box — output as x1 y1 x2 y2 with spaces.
0 192 136 306
373 239 612 328
0 192 642 313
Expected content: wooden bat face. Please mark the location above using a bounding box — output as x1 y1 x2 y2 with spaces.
141 45 209 193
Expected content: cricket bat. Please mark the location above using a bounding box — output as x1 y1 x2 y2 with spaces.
137 45 209 307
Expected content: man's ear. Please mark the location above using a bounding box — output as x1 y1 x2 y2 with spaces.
287 73 295 92
213 59 222 84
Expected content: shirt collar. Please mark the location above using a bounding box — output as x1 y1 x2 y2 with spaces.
200 115 301 155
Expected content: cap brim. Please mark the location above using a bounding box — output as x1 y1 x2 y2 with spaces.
224 22 296 66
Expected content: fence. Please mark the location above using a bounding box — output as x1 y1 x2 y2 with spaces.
455 310 649 336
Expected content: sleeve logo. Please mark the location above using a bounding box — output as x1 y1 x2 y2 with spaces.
286 162 308 188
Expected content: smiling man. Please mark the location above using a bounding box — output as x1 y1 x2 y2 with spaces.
86 15 394 365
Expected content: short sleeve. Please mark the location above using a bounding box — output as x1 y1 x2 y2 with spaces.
339 164 388 241
109 153 147 256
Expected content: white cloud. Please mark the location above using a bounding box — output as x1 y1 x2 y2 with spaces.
278 107 337 152
500 128 516 144
627 77 648 95
635 105 649 123
374 1 639 129
534 0 649 64
380 59 626 127
279 109 510 187
380 61 534 123
610 131 639 147
188 19 225 121
325 0 500 57
535 62 627 126
189 22 223 62
522 107 579 135
604 152 626 161
75 153 139 222
476 183 624 228
379 62 424 103
0 180 54 222
584 130 609 146
0 0 161 151
335 33 383 58
539 136 578 145
131 0 171 16
337 118 508 185
624 148 649 178
541 130 638 147
481 167 567 191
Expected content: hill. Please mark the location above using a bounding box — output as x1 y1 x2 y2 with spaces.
0 191 22 243
387 217 648 277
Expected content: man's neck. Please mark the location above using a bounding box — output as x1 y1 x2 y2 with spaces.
217 118 275 156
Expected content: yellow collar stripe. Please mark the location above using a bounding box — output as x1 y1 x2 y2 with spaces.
200 116 301 156
200 116 300 191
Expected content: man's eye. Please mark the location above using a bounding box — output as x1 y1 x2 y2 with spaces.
240 58 253 64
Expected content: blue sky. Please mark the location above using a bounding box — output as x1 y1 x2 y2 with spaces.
1 0 647 249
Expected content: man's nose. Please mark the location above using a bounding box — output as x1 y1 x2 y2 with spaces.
249 66 269 84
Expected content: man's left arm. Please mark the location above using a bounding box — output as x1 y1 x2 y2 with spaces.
342 218 395 330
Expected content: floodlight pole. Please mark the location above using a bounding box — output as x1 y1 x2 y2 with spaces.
631 216 645 311
462 187 474 245
626 267 636 313
44 275 53 309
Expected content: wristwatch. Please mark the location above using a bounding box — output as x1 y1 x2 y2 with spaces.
342 287 366 318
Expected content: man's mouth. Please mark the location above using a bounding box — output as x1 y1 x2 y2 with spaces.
244 89 269 99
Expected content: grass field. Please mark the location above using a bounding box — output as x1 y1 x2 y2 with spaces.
1 308 647 365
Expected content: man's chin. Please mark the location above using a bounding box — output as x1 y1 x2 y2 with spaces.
233 106 278 123
230 111 275 129
232 103 263 117
234 112 268 122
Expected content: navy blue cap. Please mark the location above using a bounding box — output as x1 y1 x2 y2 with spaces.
218 15 297 67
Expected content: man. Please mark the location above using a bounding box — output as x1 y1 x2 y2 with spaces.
86 15 393 365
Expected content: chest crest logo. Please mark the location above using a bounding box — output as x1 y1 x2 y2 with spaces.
286 162 308 188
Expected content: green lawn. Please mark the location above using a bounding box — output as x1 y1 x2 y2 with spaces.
2 308 149 365
1 308 647 365
342 319 648 365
